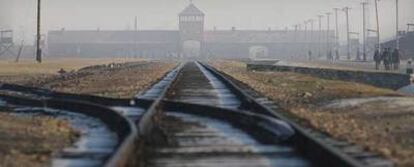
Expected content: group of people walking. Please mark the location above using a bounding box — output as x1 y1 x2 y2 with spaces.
373 48 400 71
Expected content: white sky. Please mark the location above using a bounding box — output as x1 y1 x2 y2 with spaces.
1 0 413 44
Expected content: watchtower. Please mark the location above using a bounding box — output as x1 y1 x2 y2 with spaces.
179 1 205 58
0 30 16 57
0 30 13 44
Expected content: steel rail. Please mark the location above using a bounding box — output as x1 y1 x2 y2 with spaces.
0 83 135 106
137 62 310 167
161 99 295 143
136 63 184 136
0 61 390 167
0 93 138 167
134 61 364 167
198 62 366 167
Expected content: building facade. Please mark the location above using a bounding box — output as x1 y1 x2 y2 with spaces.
47 2 334 60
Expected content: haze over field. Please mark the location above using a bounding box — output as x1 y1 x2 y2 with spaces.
1 0 413 44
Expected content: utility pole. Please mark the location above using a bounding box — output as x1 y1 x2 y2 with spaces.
326 12 332 60
134 16 138 31
318 15 324 58
293 24 298 59
333 8 340 60
298 24 302 57
36 0 42 63
395 0 399 50
309 19 314 57
134 16 138 58
374 0 381 51
362 2 368 61
343 7 351 60
304 20 308 58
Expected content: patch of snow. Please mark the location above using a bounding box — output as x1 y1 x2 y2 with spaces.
398 84 414 95
324 97 414 109
0 98 6 106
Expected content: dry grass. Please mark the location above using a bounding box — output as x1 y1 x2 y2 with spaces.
212 60 414 167
0 112 76 167
0 58 143 75
213 61 398 107
42 61 177 98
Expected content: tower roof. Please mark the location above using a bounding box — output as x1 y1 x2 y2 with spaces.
179 3 204 16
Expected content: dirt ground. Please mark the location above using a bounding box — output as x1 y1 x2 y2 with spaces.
0 112 76 167
212 61 414 167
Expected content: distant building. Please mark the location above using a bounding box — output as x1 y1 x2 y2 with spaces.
382 31 414 59
47 2 334 59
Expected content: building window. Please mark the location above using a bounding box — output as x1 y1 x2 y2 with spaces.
180 15 203 22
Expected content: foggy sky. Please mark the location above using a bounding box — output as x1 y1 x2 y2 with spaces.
1 0 414 44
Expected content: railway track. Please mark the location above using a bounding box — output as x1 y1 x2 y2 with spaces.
0 61 393 167
136 61 394 167
0 93 136 167
0 64 183 167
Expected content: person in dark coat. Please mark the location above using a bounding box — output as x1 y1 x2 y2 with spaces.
407 59 413 74
356 48 361 61
386 48 393 70
392 49 400 70
387 48 393 70
373 49 381 70
382 48 390 70
308 50 312 61
335 49 340 60
327 50 333 62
